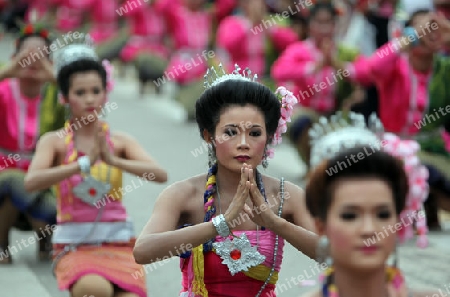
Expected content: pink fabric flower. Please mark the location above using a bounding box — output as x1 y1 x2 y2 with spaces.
102 59 114 93
265 86 298 159
417 234 428 248
265 148 275 159
381 132 429 248
392 273 404 290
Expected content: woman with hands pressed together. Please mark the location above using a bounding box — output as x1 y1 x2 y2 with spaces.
0 23 65 264
23 39 167 297
134 64 318 297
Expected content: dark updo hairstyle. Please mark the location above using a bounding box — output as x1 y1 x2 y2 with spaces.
15 25 52 55
305 146 409 222
195 79 281 143
405 9 431 28
308 2 338 22
56 58 107 97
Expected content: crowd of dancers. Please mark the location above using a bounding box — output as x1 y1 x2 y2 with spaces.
0 0 450 297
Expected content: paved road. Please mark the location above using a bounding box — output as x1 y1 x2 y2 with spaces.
0 34 449 297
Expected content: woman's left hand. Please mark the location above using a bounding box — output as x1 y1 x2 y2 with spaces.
244 182 279 230
35 57 56 84
434 12 450 46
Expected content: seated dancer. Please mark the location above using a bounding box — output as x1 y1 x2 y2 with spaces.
341 9 450 229
53 0 84 34
216 0 298 84
271 2 363 172
24 37 168 297
155 0 213 120
0 23 65 264
298 147 439 297
134 64 319 297
54 0 127 61
120 1 169 95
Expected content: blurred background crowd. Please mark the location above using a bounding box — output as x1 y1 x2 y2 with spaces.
0 0 449 251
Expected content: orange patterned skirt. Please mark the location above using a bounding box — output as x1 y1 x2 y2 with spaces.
52 239 147 297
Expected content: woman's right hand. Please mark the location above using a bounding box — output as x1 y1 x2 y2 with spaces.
3 49 32 79
223 164 252 229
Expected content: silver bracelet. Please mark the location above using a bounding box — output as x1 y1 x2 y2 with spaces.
77 156 91 174
212 214 231 238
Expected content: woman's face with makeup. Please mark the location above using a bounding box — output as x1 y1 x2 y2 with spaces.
212 104 267 172
322 178 397 271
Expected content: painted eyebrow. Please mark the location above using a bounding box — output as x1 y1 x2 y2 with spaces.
339 204 392 210
222 124 262 128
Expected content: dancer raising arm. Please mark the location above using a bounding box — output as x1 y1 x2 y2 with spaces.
24 38 167 297
134 64 318 297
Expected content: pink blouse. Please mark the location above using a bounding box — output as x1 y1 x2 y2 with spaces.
156 0 211 84
347 41 430 135
181 230 285 297
89 0 118 44
271 39 337 113
217 15 297 77
0 79 41 171
120 4 168 62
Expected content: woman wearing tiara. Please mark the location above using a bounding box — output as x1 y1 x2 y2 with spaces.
0 23 65 264
134 64 319 297
299 147 438 297
245 113 439 297
24 41 168 297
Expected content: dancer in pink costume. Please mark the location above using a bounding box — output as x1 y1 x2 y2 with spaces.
54 0 85 33
342 10 450 228
134 63 319 297
155 0 212 120
120 1 169 95
55 0 127 61
271 2 362 172
216 0 297 80
89 0 128 61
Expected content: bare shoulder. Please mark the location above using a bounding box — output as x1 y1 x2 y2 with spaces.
37 131 66 150
110 130 136 145
156 174 207 207
284 180 305 200
260 174 304 196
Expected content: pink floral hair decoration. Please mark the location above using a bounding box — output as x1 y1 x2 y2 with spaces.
382 133 429 248
264 86 299 159
102 59 114 93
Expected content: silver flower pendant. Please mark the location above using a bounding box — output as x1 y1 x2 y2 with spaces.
212 233 266 276
72 175 111 206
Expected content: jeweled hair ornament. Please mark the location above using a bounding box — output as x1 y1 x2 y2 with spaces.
53 33 114 95
309 112 384 169
203 63 258 89
53 33 98 76
309 111 429 248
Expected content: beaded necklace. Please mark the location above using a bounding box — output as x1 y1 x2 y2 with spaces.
321 266 405 297
204 163 285 297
